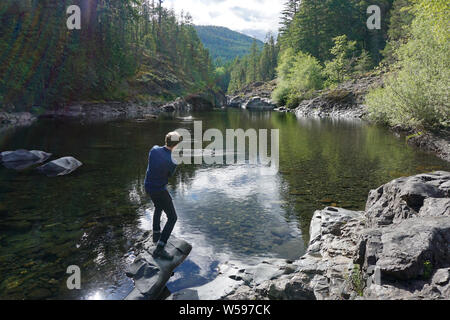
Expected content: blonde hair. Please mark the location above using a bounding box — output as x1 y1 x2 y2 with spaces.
165 131 183 148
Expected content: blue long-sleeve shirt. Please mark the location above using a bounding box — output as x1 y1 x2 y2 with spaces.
144 146 178 193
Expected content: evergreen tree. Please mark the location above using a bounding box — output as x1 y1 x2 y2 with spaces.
0 0 216 109
279 0 301 37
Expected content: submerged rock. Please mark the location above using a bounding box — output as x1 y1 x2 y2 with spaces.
0 149 52 170
126 233 192 300
36 157 82 177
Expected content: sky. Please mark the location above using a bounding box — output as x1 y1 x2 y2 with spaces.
164 0 285 41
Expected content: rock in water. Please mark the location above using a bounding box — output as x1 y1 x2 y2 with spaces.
125 234 192 300
242 97 276 110
219 171 450 300
37 157 82 177
0 149 52 170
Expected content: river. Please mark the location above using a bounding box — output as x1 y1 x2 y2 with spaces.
0 109 449 299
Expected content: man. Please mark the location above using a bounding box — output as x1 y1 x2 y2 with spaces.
144 131 183 260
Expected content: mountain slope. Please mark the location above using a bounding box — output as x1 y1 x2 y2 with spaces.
194 26 264 63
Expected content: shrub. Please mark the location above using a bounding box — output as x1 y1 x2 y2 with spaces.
324 35 357 83
272 49 324 107
366 0 450 131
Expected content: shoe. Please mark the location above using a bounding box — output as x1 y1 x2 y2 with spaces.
153 246 173 260
152 231 161 243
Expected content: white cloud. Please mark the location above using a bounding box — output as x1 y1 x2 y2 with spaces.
165 0 284 40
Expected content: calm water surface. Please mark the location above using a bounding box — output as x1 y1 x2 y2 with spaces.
0 109 449 299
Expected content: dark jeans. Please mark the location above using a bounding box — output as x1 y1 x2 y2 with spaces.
148 190 178 245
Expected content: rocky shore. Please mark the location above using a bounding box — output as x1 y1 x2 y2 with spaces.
0 90 227 131
0 112 37 132
227 81 277 110
172 171 450 300
405 131 450 163
226 75 449 163
293 74 383 119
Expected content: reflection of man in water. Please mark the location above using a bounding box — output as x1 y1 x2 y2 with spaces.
144 132 183 260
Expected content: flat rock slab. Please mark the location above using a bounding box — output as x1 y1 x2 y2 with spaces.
169 259 295 300
125 234 192 300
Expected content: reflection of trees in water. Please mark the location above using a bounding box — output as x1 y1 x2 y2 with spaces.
1 110 449 299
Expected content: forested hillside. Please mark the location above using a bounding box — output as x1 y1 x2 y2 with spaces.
227 34 278 93
0 0 216 111
194 26 264 63
228 0 449 132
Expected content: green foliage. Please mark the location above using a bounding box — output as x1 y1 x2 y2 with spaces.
227 34 279 93
351 264 365 297
324 35 358 84
354 50 375 75
194 26 264 63
214 66 231 92
272 48 324 108
279 0 301 37
279 0 394 64
367 0 450 131
381 0 415 63
423 260 433 280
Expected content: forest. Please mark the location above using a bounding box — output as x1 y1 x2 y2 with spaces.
227 0 449 132
0 0 216 110
0 0 448 132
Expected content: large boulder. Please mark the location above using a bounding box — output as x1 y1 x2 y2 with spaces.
242 97 276 110
358 217 450 281
0 149 52 170
218 172 450 301
227 96 244 108
365 171 449 227
161 97 192 113
126 233 192 300
223 207 366 301
185 94 215 111
36 157 82 177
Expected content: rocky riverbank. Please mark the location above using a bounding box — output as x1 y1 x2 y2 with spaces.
227 81 277 110
293 74 383 119
0 89 227 131
174 171 450 300
0 112 37 132
40 102 161 121
405 131 450 163
227 75 450 163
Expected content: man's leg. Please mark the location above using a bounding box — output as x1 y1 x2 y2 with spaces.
152 205 162 243
150 190 178 260
158 190 178 246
